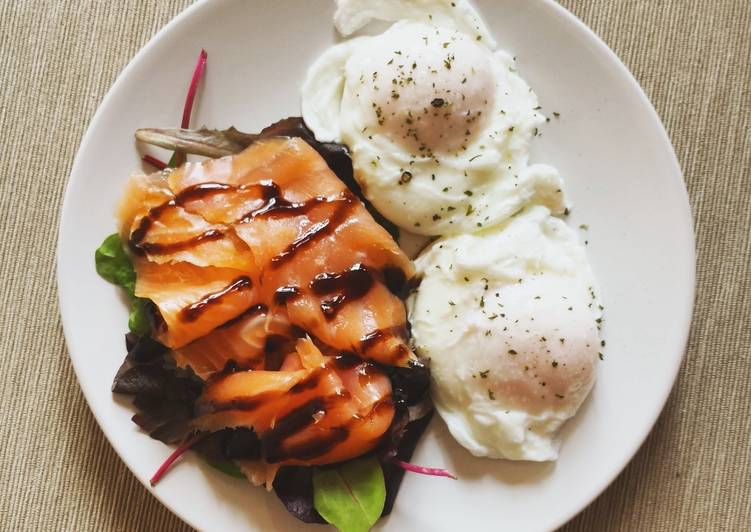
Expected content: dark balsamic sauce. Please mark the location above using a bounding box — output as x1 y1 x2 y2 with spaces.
137 228 225 255
360 325 408 352
289 369 324 394
382 267 408 297
179 276 252 322
277 428 350 462
261 398 327 462
332 352 364 370
129 180 350 257
262 393 359 464
268 393 394 463
218 303 267 329
270 194 355 268
274 286 301 305
263 334 294 371
129 182 237 254
311 263 374 319
239 191 329 222
195 389 280 416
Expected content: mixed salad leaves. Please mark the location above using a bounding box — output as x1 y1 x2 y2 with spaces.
95 49 452 532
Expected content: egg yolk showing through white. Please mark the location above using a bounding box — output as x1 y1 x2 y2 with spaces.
407 206 602 460
302 20 566 236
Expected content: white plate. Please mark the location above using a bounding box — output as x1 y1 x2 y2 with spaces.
57 1 695 530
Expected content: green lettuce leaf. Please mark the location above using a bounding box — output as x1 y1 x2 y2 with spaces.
313 457 386 532
95 233 136 296
95 233 152 336
128 297 152 337
200 457 246 479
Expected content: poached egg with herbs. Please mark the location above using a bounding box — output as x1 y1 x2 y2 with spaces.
302 2 566 236
408 206 602 460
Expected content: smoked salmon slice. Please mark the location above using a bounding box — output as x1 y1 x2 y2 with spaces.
173 307 293 379
193 339 395 466
118 171 257 272
118 136 416 367
133 260 258 349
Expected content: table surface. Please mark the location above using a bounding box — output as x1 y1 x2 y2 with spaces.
2 1 749 530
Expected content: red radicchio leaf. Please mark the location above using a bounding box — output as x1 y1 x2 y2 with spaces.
181 49 207 129
142 154 167 170
380 410 433 515
150 432 206 486
272 466 326 524
173 49 208 167
113 333 203 444
392 460 456 480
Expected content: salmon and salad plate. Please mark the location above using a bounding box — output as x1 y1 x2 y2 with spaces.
92 1 607 530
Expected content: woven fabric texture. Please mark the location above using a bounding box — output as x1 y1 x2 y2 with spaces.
1 1 749 530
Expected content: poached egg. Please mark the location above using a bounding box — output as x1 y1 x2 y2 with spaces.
408 206 602 460
302 4 566 236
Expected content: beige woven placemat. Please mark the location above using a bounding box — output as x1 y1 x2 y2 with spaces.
1 1 749 530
